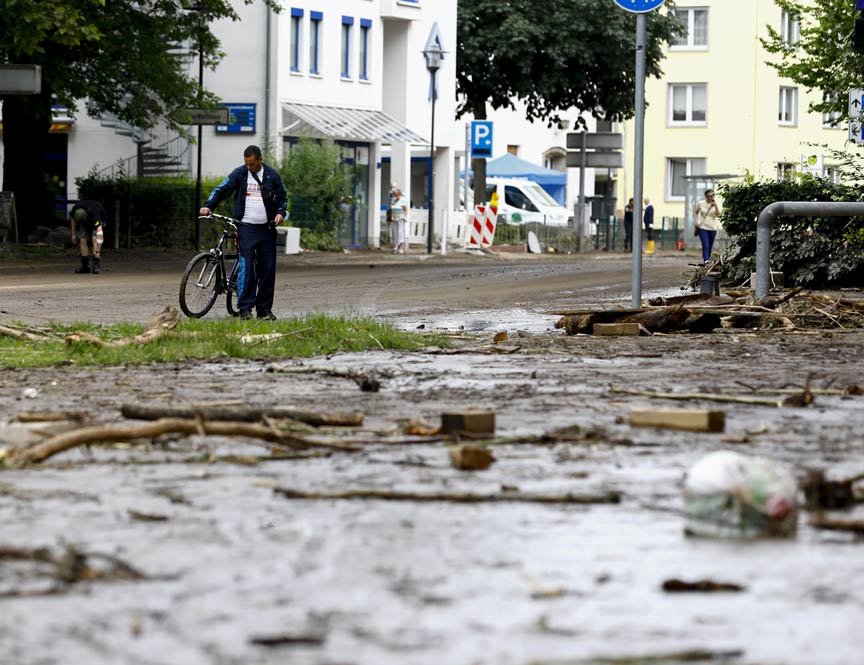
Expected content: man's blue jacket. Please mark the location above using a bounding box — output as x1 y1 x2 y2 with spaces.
204 163 288 222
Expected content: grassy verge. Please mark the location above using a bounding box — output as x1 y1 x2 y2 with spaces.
0 314 447 368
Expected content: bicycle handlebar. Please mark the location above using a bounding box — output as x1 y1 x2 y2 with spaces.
198 213 287 227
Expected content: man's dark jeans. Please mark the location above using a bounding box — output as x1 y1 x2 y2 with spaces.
237 224 277 315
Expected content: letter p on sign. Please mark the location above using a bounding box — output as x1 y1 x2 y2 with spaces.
471 121 493 158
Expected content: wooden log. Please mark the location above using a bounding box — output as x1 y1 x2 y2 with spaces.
119 404 363 427
272 487 622 504
628 409 726 433
592 322 645 336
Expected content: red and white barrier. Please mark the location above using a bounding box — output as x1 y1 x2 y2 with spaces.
466 204 498 248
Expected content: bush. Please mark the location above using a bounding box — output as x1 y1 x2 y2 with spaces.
718 175 864 288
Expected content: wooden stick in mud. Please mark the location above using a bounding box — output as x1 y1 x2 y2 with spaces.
0 324 54 341
610 387 786 407
4 418 360 467
119 404 364 427
273 487 621 504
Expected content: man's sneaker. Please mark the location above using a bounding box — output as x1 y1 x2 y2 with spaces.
240 310 253 320
257 311 277 321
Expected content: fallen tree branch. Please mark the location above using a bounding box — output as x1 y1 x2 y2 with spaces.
66 306 181 348
119 404 364 427
0 324 55 342
273 487 621 504
4 417 360 467
610 387 786 407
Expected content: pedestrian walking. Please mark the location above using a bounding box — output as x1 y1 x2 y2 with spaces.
389 184 408 254
694 189 722 265
199 145 288 320
69 199 107 274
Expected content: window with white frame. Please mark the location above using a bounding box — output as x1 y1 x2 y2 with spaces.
823 166 840 184
341 16 354 78
779 86 797 125
822 91 843 128
668 83 707 125
290 8 303 73
666 157 706 201
359 19 371 80
777 162 796 180
309 11 322 75
671 8 708 49
780 9 799 46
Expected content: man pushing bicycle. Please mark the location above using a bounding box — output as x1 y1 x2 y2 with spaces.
199 145 288 320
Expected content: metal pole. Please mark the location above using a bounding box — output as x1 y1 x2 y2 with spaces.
577 130 586 251
427 76 436 254
464 122 470 210
631 14 646 309
194 28 204 251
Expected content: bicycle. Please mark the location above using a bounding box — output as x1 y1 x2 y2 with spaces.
178 214 243 318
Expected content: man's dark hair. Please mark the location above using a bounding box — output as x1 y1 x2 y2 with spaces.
244 145 262 159
705 188 714 196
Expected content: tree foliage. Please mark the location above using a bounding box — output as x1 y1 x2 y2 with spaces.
761 0 857 123
457 0 681 205
0 0 277 234
718 176 864 288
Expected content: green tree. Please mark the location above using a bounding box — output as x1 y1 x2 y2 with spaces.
279 138 353 250
761 0 857 123
0 0 276 237
457 0 681 205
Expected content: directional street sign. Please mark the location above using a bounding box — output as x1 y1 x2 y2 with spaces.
611 0 666 13
470 120 493 158
565 151 624 168
849 89 864 143
0 65 41 94
566 132 624 150
177 108 231 125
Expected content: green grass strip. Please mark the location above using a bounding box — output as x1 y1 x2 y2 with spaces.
0 313 447 368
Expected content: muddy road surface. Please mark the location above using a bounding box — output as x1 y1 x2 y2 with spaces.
1 249 863 665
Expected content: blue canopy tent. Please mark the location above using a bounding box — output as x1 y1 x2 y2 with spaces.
467 153 567 205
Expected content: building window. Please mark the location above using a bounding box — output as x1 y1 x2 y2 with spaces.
309 11 322 75
359 19 371 80
341 16 354 78
668 83 707 125
781 10 800 46
779 86 797 125
290 8 303 73
822 91 843 128
671 8 708 49
666 157 706 201
777 162 797 180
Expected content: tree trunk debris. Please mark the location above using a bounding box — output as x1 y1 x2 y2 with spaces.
119 404 364 427
272 487 621 504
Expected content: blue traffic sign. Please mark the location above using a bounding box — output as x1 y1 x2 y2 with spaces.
611 0 666 13
471 121 493 158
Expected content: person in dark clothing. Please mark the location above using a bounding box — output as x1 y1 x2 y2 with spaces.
199 145 288 320
69 199 107 274
643 197 654 242
623 197 634 252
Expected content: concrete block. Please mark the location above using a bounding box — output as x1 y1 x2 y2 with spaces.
592 322 643 336
750 271 784 289
441 410 495 435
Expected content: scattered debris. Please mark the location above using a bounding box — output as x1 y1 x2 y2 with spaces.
592 322 649 336
662 578 746 593
809 516 864 536
441 410 495 435
448 445 496 470
493 330 508 343
249 632 326 647
801 469 864 510
119 404 363 427
273 487 621 504
66 306 181 347
629 409 725 433
265 363 385 392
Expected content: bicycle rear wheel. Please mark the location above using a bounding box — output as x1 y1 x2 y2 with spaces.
224 253 240 317
179 252 221 318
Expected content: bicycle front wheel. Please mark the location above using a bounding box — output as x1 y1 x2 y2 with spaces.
179 252 222 318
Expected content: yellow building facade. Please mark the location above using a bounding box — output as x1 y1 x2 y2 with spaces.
621 0 849 228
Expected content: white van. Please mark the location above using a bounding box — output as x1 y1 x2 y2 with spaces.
464 178 571 227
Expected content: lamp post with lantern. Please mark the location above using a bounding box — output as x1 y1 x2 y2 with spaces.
422 28 445 255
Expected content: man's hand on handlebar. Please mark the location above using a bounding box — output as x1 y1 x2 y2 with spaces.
199 207 211 216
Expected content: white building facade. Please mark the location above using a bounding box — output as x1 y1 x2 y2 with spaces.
13 0 458 249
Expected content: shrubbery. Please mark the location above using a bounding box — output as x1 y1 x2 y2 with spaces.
718 175 864 289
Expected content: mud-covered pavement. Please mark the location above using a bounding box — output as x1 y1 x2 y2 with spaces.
1 251 863 664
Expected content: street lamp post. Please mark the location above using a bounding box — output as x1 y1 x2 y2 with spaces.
422 41 444 255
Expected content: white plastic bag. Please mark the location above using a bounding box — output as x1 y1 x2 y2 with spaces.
683 451 798 538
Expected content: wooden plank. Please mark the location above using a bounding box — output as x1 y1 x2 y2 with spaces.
628 409 726 433
441 411 496 435
592 322 643 336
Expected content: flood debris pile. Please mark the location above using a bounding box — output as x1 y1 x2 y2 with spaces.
554 288 864 335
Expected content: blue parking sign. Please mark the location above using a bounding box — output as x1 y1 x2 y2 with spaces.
471 121 493 158
611 0 666 13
